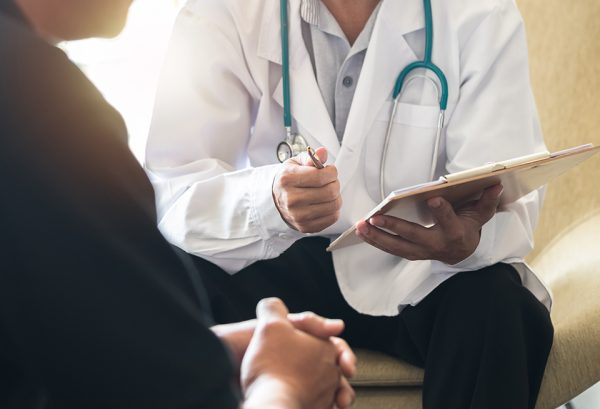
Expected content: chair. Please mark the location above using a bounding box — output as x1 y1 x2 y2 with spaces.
350 0 600 407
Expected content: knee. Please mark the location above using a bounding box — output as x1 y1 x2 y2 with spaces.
513 283 554 350
443 266 554 345
489 267 553 335
485 270 554 349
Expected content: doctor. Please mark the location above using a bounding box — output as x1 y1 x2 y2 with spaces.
147 0 554 407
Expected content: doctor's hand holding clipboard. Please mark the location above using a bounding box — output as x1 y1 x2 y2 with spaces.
355 184 503 265
272 147 342 234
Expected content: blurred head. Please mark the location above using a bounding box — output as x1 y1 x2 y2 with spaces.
15 0 133 40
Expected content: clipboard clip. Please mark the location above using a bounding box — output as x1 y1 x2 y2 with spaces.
442 151 550 183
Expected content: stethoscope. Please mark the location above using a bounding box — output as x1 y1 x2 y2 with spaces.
276 0 308 163
276 0 448 201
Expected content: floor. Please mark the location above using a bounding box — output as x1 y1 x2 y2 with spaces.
558 382 600 409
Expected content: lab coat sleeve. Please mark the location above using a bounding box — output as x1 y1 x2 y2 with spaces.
145 4 302 274
430 0 547 274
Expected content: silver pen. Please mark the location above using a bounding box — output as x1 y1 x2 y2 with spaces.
306 146 325 169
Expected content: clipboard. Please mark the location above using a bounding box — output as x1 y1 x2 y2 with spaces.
327 143 600 252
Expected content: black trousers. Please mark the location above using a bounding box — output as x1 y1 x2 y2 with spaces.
193 237 554 409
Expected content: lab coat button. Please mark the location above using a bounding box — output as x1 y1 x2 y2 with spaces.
342 76 354 87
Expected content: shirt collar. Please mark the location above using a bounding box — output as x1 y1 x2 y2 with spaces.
302 0 381 54
300 0 320 26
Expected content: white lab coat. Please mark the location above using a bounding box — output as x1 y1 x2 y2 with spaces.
146 0 552 316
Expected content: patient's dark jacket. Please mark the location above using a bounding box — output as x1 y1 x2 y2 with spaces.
0 3 239 408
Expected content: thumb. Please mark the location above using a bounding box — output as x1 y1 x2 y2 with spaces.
291 147 328 167
314 146 328 164
256 297 289 323
474 184 503 224
288 312 345 338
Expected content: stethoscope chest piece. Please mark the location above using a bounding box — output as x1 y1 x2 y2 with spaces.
277 132 308 162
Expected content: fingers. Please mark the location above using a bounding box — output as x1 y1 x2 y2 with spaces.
355 220 427 260
288 312 345 338
274 178 342 233
255 298 289 323
330 336 356 379
427 196 462 233
273 147 341 233
292 147 329 168
283 147 335 188
286 314 355 378
369 215 430 245
427 184 503 232
473 184 503 224
280 181 341 208
293 151 316 167
297 212 341 233
211 320 257 369
335 376 356 409
280 162 338 188
282 194 341 222
314 146 328 164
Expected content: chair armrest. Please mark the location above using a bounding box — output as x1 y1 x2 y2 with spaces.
532 212 600 409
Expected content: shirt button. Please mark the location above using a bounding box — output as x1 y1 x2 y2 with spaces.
342 76 354 87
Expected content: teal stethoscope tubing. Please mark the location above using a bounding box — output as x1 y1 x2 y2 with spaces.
382 0 449 199
280 0 293 137
393 0 448 107
279 0 449 199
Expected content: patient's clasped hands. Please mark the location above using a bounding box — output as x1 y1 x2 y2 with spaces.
212 298 356 409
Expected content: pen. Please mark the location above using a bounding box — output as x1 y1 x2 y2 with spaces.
307 146 325 169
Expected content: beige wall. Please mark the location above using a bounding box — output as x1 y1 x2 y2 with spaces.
517 0 600 260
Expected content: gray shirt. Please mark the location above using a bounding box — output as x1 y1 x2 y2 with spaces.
300 0 381 141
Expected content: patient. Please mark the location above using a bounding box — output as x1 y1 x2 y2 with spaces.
0 0 355 408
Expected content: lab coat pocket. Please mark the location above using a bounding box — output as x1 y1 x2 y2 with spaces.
364 101 440 201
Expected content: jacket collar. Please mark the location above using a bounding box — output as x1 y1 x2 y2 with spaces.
257 0 425 64
341 0 424 154
258 0 340 157
256 0 426 163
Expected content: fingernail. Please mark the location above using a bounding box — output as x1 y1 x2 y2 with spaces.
356 223 369 235
429 198 441 208
496 186 504 198
369 217 383 227
325 318 343 326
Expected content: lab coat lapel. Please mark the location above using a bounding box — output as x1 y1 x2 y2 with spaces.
337 0 425 186
257 0 340 157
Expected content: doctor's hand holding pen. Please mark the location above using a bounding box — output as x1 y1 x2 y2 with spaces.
273 147 342 233
355 184 504 265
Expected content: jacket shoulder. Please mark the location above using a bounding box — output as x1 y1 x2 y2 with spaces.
437 0 518 15
0 14 127 147
0 14 58 95
434 0 524 44
0 15 95 105
179 0 269 36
